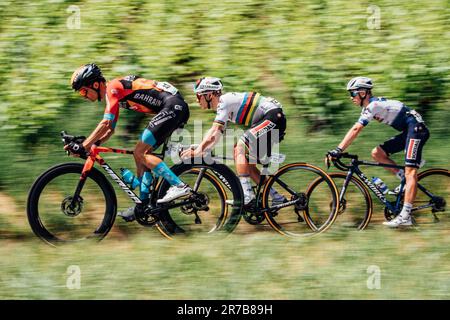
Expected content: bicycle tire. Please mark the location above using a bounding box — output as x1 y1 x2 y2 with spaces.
306 172 373 230
155 161 244 238
414 168 449 225
261 162 339 237
27 163 117 245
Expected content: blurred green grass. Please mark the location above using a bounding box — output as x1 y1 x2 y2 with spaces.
0 228 449 299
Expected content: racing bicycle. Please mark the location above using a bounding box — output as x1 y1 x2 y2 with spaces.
27 131 244 245
217 153 340 237
308 153 449 229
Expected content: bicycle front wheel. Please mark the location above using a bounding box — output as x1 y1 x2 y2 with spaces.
306 172 373 230
262 163 339 237
27 163 117 245
414 168 449 226
155 161 243 237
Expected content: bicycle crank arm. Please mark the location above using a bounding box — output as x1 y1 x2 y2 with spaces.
261 199 306 213
411 204 437 212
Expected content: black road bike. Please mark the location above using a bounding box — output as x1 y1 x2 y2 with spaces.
217 153 340 237
27 132 244 245
308 153 449 229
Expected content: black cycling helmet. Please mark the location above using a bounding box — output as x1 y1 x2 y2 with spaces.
70 63 105 91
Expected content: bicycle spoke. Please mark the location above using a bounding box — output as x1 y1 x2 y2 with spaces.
414 169 449 226
157 166 235 235
27 164 115 244
263 164 338 237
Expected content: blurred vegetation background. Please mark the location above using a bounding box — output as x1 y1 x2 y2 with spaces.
0 0 449 299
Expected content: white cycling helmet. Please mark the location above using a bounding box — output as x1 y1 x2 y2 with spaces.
346 77 373 91
194 77 223 94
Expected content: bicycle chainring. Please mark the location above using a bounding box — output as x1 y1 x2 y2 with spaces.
135 204 159 227
243 199 265 225
384 207 398 221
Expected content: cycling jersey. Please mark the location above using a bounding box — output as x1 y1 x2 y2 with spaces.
241 108 286 163
359 97 430 168
214 92 282 128
357 97 424 131
104 75 182 129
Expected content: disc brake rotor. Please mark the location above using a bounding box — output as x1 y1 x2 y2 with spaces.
61 196 84 217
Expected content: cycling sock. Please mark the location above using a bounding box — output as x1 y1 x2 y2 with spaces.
139 171 153 200
400 202 413 219
154 162 184 187
239 175 254 198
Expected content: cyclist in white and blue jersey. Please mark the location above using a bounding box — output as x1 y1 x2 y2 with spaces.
329 77 430 227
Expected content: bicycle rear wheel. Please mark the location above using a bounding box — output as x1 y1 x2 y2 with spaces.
27 163 117 245
262 163 339 237
306 172 373 230
155 161 243 237
414 168 449 226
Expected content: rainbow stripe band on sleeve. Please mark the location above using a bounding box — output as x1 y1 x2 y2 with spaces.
236 92 262 126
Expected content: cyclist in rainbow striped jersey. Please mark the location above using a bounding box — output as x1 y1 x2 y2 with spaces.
181 77 287 205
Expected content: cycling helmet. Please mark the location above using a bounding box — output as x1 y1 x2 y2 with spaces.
71 63 105 91
194 77 223 94
346 77 373 91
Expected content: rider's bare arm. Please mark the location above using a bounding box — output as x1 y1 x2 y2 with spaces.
96 125 115 145
180 124 223 158
338 123 364 151
82 119 114 149
197 124 224 152
82 87 120 150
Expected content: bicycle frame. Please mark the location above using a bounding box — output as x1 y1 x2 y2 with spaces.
73 141 220 213
335 155 438 214
339 159 405 214
73 141 170 206
216 154 303 213
255 166 303 213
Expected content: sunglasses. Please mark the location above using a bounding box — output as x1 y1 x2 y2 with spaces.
196 93 209 101
349 90 360 97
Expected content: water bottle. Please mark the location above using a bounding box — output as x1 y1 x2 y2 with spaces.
371 177 389 194
120 168 140 190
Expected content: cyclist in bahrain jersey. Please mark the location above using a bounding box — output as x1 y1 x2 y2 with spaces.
69 63 191 222
328 77 430 227
181 77 287 206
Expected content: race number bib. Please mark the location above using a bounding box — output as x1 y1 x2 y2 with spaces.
155 81 178 95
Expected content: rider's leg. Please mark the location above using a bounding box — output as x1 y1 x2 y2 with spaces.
371 146 401 175
400 123 430 219
401 167 418 216
134 141 161 173
384 122 430 227
234 141 256 204
137 132 183 186
375 132 408 177
134 141 159 201
138 130 190 204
